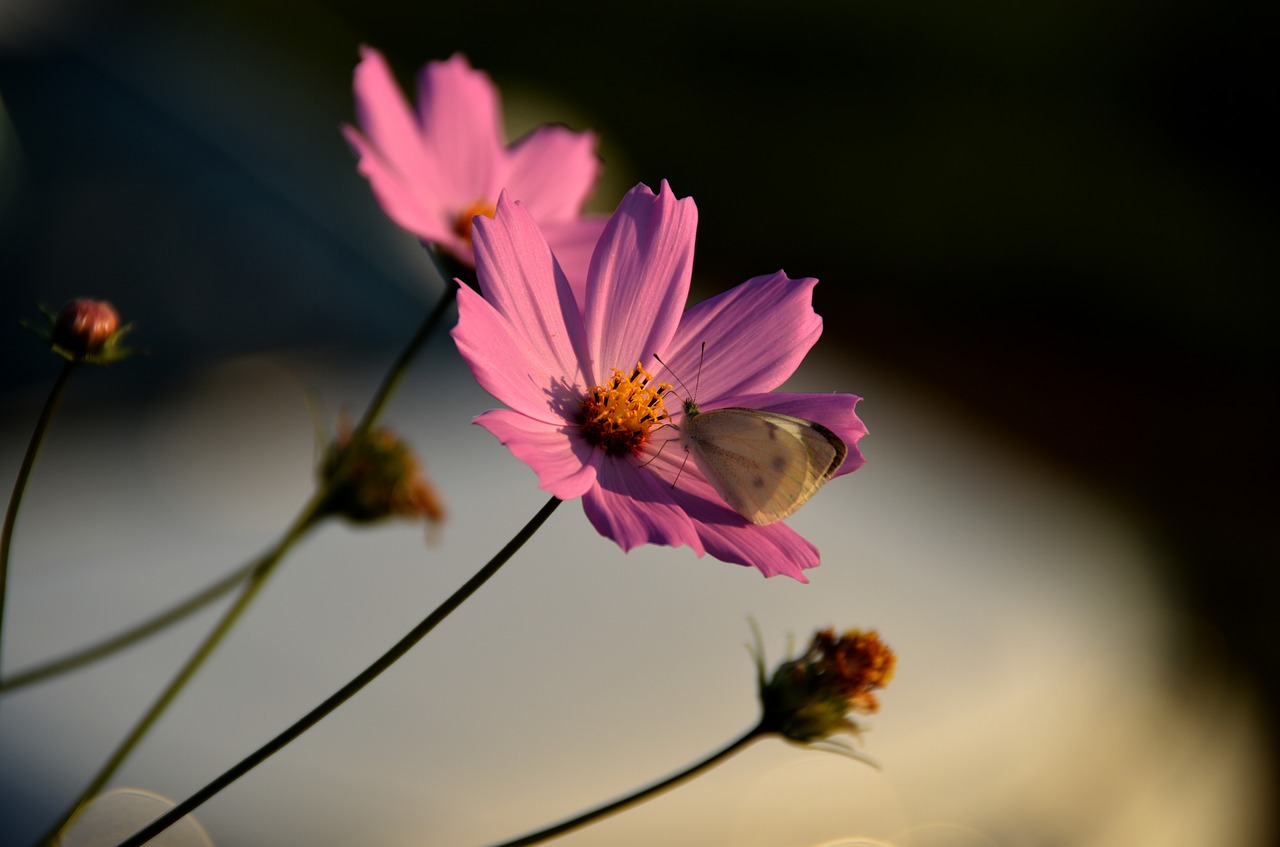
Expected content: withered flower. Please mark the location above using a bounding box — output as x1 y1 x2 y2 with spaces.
319 420 444 538
757 626 896 752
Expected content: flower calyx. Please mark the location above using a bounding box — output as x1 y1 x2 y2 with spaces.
27 299 138 364
756 626 896 750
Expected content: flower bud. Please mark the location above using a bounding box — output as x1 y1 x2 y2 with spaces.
26 298 136 364
757 627 895 746
319 420 444 536
53 299 120 357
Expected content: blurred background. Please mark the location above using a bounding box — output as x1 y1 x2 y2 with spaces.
0 1 1275 846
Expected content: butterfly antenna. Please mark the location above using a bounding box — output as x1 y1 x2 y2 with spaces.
693 341 706 402
652 352 693 405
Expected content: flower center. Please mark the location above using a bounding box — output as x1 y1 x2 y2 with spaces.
579 363 672 456
452 199 498 248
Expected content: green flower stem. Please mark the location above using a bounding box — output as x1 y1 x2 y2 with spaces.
355 276 459 441
1 555 258 694
0 360 76 689
113 496 562 847
33 282 461 845
481 723 769 847
32 497 327 847
0 283 460 695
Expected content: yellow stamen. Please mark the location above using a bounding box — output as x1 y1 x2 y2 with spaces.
452 199 498 248
580 363 672 456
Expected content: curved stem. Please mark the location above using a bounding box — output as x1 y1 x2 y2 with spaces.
0 284 459 694
32 497 327 847
352 280 458 440
35 281 460 844
1 556 258 694
1 361 76 687
485 723 769 847
113 496 562 847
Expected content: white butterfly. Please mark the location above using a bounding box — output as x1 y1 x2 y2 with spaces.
679 398 847 526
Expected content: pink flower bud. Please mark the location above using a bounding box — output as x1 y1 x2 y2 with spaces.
52 299 121 358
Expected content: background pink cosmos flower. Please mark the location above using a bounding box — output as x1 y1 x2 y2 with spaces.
344 47 606 285
452 181 866 581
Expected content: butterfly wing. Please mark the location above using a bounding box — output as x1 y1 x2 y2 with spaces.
685 408 847 525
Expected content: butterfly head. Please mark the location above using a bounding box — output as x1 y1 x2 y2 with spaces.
652 347 705 427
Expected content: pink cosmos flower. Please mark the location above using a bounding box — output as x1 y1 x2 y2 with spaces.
344 47 605 284
452 181 866 581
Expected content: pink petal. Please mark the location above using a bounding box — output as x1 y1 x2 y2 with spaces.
415 53 503 203
642 448 819 581
709 392 867 478
452 283 579 424
687 507 820 581
473 409 597 500
583 181 697 386
343 126 454 247
351 47 437 191
537 216 609 309
469 195 591 387
347 48 455 247
504 126 602 223
663 272 822 400
581 456 704 555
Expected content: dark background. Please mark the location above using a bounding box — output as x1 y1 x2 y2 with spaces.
2 0 1276 811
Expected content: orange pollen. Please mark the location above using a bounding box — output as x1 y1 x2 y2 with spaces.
812 628 897 714
579 363 672 456
452 199 497 247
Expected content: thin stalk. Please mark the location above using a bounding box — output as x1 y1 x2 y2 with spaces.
1 361 76 687
32 497 326 847
1 556 257 693
0 284 458 694
35 282 459 844
113 496 562 847
352 280 458 440
483 723 768 847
